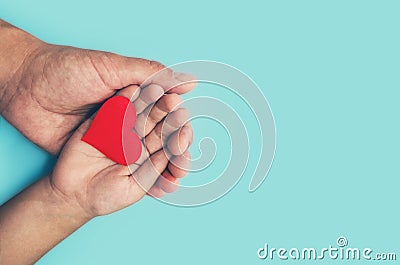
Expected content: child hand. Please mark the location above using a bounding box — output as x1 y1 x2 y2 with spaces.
50 85 192 217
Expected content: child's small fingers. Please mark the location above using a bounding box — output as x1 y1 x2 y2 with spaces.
167 72 197 94
144 108 190 154
185 123 194 146
156 170 179 193
148 71 196 94
168 151 191 178
134 94 182 138
131 150 168 197
116 84 140 102
147 185 166 198
158 108 190 141
133 84 164 114
167 124 193 156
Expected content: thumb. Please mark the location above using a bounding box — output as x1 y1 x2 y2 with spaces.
86 50 196 94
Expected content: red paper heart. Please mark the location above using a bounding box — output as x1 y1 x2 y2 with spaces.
82 96 142 165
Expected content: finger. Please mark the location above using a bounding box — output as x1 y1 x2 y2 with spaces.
133 84 164 114
144 70 196 95
134 94 182 138
167 72 197 94
167 123 193 156
131 150 168 196
147 185 166 198
86 51 196 95
147 170 179 197
157 170 179 193
91 52 171 89
116 84 140 102
186 123 194 146
168 151 191 178
144 108 190 155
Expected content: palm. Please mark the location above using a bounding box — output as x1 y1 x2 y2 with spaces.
52 93 190 216
52 123 138 216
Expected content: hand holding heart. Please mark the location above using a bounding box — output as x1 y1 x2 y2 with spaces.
50 84 193 217
81 96 143 165
2 44 195 155
0 20 196 265
0 42 195 216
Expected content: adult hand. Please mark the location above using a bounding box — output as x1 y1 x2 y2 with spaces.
0 20 195 185
1 42 194 154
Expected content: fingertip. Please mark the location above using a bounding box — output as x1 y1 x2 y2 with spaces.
168 72 197 94
185 123 194 146
161 169 176 180
140 84 164 104
147 185 166 198
165 108 190 128
116 84 140 102
167 126 190 156
167 131 182 156
158 93 183 112
157 173 179 193
168 151 191 178
176 108 191 120
132 149 169 194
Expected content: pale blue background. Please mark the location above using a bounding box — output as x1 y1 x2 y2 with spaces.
0 1 399 264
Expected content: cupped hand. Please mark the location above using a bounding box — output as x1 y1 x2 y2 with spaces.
50 89 193 216
2 43 195 154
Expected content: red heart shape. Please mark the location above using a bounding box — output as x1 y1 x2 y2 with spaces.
82 96 142 165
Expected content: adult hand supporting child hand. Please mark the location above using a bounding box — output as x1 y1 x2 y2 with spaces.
0 19 195 265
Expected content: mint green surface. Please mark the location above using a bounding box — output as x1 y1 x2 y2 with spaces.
0 1 399 264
